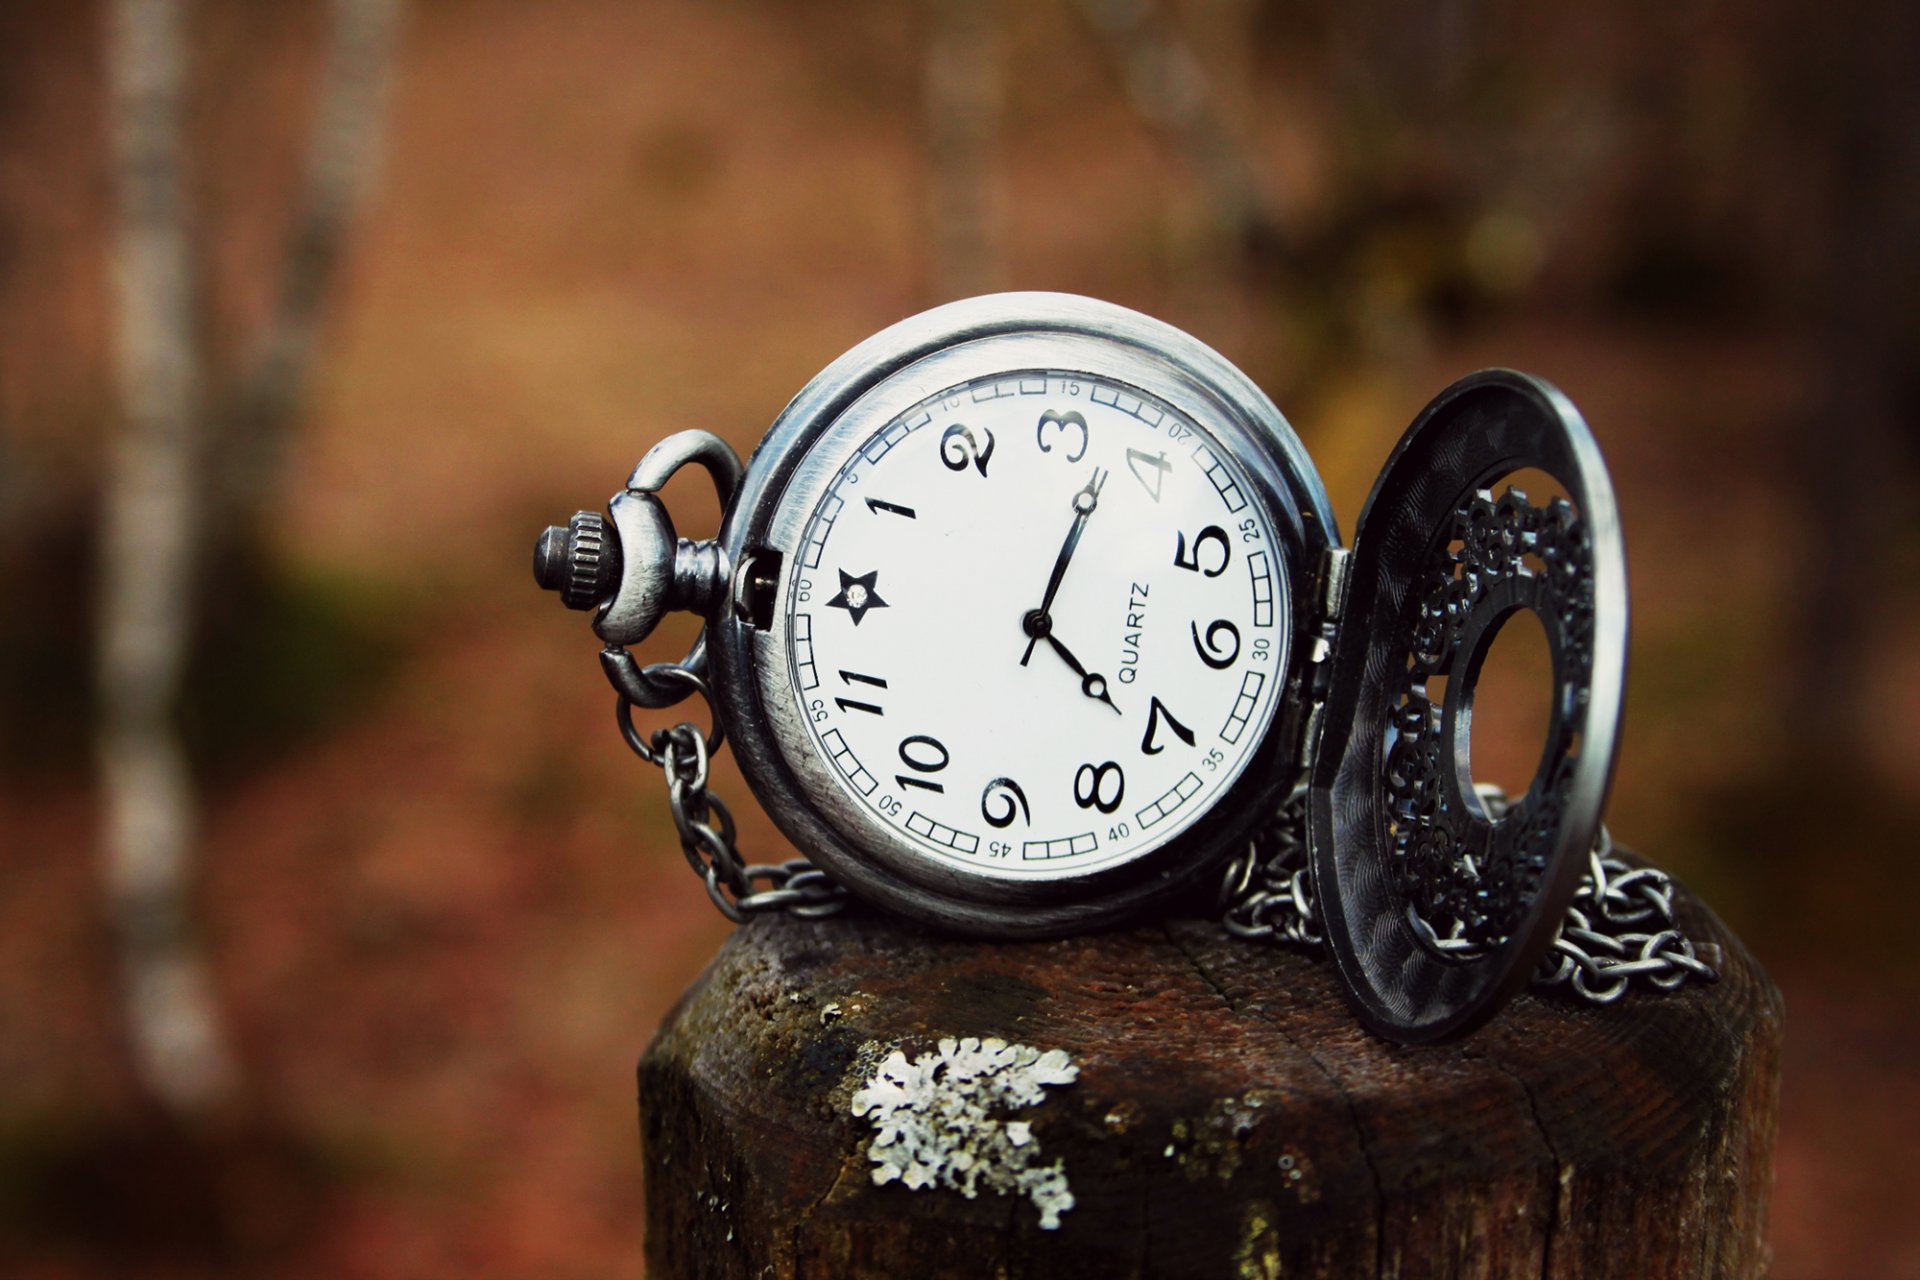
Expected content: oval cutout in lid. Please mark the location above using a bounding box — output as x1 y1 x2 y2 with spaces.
1309 370 1628 1043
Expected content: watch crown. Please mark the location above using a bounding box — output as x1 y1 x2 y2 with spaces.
534 510 621 610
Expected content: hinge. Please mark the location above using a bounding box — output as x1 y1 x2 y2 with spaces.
1282 546 1350 774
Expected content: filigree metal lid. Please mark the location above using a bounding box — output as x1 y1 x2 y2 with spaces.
1308 370 1628 1042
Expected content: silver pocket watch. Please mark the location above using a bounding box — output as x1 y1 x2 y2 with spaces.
534 292 1651 1042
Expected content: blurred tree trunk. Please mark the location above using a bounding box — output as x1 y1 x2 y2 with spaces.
99 0 404 1119
924 0 1003 300
219 0 404 515
102 0 234 1116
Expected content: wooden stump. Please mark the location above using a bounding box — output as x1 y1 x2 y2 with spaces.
639 873 1780 1278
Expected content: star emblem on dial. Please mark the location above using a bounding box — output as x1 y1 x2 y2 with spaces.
827 568 889 625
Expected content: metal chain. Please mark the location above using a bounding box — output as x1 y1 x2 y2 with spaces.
1219 787 1720 1005
614 682 847 924
608 657 1713 1004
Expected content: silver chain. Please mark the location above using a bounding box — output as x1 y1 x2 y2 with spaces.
613 663 1714 1004
1218 788 1720 1004
615 680 848 924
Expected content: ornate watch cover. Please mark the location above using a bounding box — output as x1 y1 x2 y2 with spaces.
1308 370 1628 1043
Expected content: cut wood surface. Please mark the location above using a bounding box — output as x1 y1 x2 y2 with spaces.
640 868 1780 1279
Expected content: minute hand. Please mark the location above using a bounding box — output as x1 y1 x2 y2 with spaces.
1020 466 1109 666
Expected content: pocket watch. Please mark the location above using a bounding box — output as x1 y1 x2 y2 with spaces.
533 292 1631 1042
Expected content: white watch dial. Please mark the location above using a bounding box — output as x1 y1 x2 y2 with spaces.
784 368 1291 879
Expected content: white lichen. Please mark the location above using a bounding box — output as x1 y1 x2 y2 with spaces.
849 1036 1079 1229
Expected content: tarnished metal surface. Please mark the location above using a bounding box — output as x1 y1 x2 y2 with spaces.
1309 369 1630 1043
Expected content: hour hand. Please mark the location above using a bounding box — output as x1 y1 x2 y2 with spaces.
1022 617 1121 714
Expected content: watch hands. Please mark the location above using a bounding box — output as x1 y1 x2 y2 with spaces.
1020 618 1122 714
1019 465 1110 668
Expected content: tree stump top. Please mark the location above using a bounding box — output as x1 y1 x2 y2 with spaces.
641 873 1780 1279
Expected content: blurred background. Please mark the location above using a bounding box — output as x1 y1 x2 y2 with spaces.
2 0 1916 1275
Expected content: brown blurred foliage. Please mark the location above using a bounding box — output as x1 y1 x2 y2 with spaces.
1 0 1916 1275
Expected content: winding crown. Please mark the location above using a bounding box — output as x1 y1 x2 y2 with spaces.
534 510 620 611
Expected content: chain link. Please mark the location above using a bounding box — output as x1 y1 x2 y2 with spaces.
615 683 847 924
1218 788 1720 1005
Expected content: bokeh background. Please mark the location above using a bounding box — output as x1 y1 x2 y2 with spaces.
3 0 1917 1275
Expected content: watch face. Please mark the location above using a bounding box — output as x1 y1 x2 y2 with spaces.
780 366 1291 881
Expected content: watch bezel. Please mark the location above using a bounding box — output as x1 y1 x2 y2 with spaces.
707 293 1338 936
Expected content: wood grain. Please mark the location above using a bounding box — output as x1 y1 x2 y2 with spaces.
640 871 1779 1278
